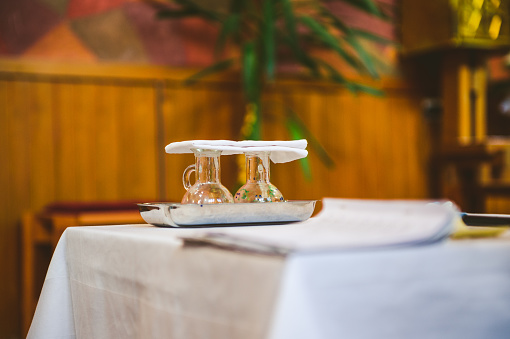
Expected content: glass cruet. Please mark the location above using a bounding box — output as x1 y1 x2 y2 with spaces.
234 151 285 203
181 148 234 204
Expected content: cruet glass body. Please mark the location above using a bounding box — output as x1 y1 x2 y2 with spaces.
181 149 234 204
234 151 284 203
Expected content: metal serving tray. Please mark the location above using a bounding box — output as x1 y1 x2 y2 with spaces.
138 200 317 227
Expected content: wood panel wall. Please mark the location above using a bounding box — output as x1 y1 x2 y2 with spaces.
0 59 430 338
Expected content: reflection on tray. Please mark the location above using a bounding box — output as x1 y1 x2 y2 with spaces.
138 201 317 227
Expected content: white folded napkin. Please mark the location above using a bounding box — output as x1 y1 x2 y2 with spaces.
165 140 308 163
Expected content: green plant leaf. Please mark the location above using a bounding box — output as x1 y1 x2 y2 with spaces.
262 0 275 81
286 108 335 169
350 28 395 45
318 6 351 34
316 58 384 96
274 30 320 78
344 34 379 79
286 119 312 180
242 42 259 102
215 14 240 58
156 8 200 19
277 0 319 77
337 0 390 20
349 83 385 96
299 16 365 75
184 58 235 85
315 58 356 92
317 9 382 79
280 0 298 49
170 0 222 22
299 157 313 181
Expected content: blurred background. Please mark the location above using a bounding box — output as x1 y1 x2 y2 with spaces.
1 0 509 337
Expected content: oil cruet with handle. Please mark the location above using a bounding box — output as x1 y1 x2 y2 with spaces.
181 148 234 204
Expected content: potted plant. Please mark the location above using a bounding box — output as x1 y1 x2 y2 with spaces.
148 0 392 176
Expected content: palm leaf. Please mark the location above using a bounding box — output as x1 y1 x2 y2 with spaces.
215 14 240 58
350 28 395 45
242 42 259 102
317 9 381 79
286 108 335 168
315 58 357 93
280 0 298 49
262 0 276 81
344 34 379 79
316 58 384 96
184 58 235 85
286 119 312 180
299 16 366 75
349 82 385 96
279 0 320 77
171 0 222 21
335 0 390 20
157 8 201 19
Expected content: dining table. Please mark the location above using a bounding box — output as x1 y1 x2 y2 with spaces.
28 223 510 339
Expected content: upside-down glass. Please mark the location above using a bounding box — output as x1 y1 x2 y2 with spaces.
181 148 234 204
234 151 285 203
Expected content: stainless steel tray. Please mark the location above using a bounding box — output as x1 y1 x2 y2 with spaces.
138 200 317 227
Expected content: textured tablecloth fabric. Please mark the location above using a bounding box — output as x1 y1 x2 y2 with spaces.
28 225 510 339
28 225 284 339
269 239 510 339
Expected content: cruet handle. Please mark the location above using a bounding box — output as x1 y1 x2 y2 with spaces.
182 164 196 191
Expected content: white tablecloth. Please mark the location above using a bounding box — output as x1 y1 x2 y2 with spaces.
28 224 510 339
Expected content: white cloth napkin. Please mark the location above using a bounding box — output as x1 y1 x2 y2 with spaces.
165 140 308 163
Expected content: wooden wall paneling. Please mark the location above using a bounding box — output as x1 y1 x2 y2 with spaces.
200 85 243 189
162 83 242 201
314 89 342 199
307 90 330 199
387 96 409 198
94 83 121 200
372 94 393 198
28 81 56 210
386 96 404 198
163 85 200 202
72 82 99 200
405 94 430 199
162 85 188 203
117 84 158 200
375 93 394 198
54 82 80 201
8 80 32 210
270 88 316 201
331 90 355 198
378 95 395 198
0 79 18 338
1 79 32 337
163 86 201 201
358 93 382 198
191 86 239 139
261 88 305 201
261 89 289 141
403 93 429 199
342 91 364 198
400 96 418 198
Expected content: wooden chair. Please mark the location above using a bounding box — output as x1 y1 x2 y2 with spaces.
21 201 146 336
